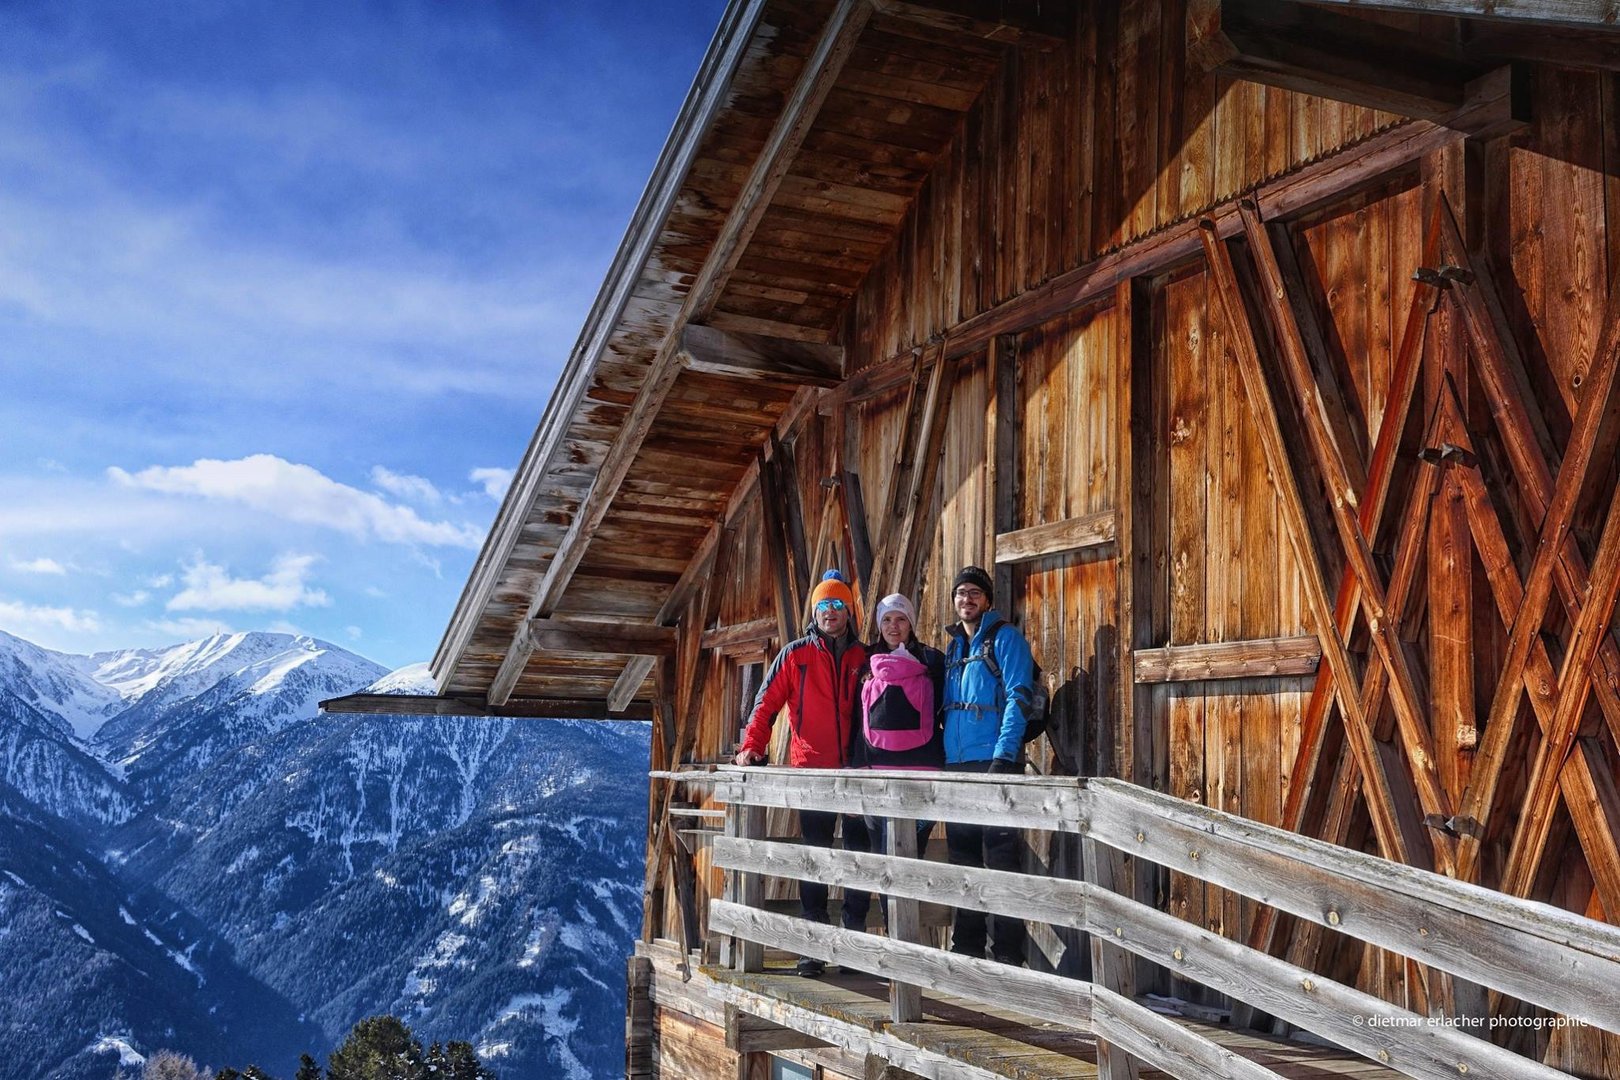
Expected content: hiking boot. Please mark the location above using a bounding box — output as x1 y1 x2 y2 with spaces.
796 957 826 978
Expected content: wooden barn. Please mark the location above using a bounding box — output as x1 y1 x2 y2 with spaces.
327 1 1620 1077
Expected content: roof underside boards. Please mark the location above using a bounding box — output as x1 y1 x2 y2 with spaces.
432 0 1015 705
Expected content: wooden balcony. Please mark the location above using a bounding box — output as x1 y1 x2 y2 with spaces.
638 766 1620 1080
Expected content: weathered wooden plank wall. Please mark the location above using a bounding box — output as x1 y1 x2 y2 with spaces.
642 4 1620 1070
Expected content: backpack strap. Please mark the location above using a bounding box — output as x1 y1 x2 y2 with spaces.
976 617 1008 683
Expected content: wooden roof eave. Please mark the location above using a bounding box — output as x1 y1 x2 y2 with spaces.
430 0 769 693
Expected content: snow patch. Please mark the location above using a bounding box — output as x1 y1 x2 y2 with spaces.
480 990 589 1080
72 923 94 944
91 1034 145 1067
118 906 136 926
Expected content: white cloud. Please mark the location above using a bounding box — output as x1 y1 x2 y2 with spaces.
363 585 388 599
267 619 305 637
470 466 514 500
37 458 67 473
371 466 442 504
146 616 234 640
145 573 174 589
109 454 482 548
111 590 150 607
345 625 363 640
10 557 66 575
166 553 330 613
0 598 100 635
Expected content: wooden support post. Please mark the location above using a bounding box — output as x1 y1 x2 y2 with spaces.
888 818 923 1023
724 801 768 973
1083 836 1140 1080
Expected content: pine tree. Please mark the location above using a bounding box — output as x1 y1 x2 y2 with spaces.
295 1053 323 1080
439 1042 494 1080
326 1015 426 1080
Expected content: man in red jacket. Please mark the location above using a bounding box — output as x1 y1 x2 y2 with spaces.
734 569 871 975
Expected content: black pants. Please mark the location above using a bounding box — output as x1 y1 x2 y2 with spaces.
799 810 873 928
943 760 1027 962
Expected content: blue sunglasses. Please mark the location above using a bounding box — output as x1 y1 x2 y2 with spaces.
814 598 848 613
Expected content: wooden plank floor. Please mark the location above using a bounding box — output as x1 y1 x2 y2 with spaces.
709 961 1401 1079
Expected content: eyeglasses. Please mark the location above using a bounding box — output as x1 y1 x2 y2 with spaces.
814 598 848 613
953 587 986 601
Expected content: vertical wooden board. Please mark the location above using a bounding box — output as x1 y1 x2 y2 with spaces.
1505 126 1554 430
1155 0 1188 227
1211 75 1246 205
1165 269 1209 649
1175 15 1217 219
1129 0 1162 242
1071 2 1097 266
656 1006 741 1080
1090 1 1120 255
1606 72 1620 294
1204 285 1239 938
935 355 990 622
1538 66 1608 407
1262 83 1292 181
1166 681 1208 931
1028 47 1054 290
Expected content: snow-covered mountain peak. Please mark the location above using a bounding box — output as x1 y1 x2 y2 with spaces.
365 663 436 696
0 629 125 740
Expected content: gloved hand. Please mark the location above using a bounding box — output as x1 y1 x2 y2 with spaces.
988 757 1020 775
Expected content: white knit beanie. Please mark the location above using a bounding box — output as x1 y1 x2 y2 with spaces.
874 593 917 631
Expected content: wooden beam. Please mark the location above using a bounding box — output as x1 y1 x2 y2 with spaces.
1190 0 1481 120
608 655 657 713
1199 219 1433 873
726 1005 832 1053
317 692 653 721
1132 636 1321 684
1302 0 1620 30
680 323 844 388
889 340 958 609
486 0 870 705
522 617 678 656
989 334 1021 609
867 0 1069 50
701 618 778 656
993 511 1117 565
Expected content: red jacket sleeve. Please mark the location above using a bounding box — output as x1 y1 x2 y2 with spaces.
740 644 795 758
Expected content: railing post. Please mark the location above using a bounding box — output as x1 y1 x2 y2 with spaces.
723 800 766 972
1083 835 1141 1080
887 817 923 1022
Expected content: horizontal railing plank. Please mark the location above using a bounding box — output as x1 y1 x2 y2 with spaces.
1132 636 1321 683
1090 987 1283 1080
708 900 1094 1032
711 836 1090 930
1085 779 1620 1033
709 978 1010 1080
1087 888 1572 1080
712 766 1088 831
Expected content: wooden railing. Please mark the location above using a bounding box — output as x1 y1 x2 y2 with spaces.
695 766 1620 1080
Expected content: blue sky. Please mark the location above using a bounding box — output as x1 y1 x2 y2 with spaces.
0 0 728 669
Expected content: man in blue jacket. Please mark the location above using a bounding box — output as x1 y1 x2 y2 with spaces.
941 564 1035 965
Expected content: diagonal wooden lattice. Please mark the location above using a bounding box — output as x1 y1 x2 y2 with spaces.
1203 190 1620 948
